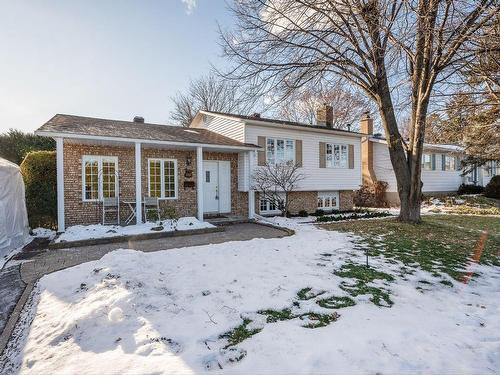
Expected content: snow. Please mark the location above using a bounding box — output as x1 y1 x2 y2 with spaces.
31 227 56 240
55 217 214 243
2 218 499 374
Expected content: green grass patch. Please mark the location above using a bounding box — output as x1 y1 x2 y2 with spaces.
300 312 340 328
322 215 500 281
297 287 326 300
334 263 394 283
258 308 294 323
340 281 394 307
219 319 262 348
316 296 356 309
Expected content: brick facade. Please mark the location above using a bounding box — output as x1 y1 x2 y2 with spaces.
63 141 247 227
255 190 355 215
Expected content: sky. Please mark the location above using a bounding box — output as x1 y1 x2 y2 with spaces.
0 0 233 133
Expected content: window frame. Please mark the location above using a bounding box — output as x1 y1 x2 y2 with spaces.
325 143 349 169
147 158 178 200
81 155 119 202
422 154 433 171
444 155 456 171
265 137 295 165
317 191 340 210
484 160 498 177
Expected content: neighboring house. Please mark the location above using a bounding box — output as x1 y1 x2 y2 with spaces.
35 114 260 232
190 107 364 215
360 116 499 205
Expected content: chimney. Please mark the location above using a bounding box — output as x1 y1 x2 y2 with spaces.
133 116 145 123
360 111 373 135
316 104 333 128
360 112 377 185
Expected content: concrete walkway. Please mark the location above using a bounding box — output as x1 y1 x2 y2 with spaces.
19 223 289 283
0 222 290 357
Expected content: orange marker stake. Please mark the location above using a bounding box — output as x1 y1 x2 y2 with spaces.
462 230 488 284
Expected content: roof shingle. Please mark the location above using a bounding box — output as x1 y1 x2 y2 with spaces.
36 114 259 149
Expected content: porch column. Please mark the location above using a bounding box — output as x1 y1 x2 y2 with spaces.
56 137 65 232
135 142 142 224
196 146 204 221
247 150 255 219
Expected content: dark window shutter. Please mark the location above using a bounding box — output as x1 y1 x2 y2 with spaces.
348 144 354 169
257 136 266 166
431 154 436 170
455 156 460 171
441 154 446 170
295 140 302 167
319 142 326 168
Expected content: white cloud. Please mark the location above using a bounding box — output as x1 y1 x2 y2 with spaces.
181 0 197 14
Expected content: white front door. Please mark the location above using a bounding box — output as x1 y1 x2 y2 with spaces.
203 161 231 214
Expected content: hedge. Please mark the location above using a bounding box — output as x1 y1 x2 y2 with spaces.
457 183 484 195
20 151 57 229
484 175 500 199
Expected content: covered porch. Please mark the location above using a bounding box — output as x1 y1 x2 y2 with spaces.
54 137 258 232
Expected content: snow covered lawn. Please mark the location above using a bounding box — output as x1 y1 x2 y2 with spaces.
55 217 214 243
3 218 499 374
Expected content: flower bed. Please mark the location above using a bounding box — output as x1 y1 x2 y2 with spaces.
315 210 393 223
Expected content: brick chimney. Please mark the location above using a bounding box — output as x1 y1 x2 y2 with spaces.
360 112 377 185
133 116 145 123
316 104 333 128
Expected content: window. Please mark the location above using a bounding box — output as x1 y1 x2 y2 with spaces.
326 143 348 168
422 154 432 171
266 138 294 164
444 155 456 171
260 198 278 213
82 156 118 201
259 193 284 214
317 191 339 210
148 159 177 199
484 161 498 177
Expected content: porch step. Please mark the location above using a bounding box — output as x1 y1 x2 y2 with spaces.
205 216 252 226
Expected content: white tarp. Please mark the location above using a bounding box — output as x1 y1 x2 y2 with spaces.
0 157 29 261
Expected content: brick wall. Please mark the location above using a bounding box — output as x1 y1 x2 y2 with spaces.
63 142 248 227
339 190 355 211
255 190 355 215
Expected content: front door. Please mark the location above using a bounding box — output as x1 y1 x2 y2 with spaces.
203 161 231 214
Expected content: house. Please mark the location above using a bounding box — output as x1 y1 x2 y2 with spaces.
36 114 261 232
360 116 499 205
190 107 364 215
36 107 365 231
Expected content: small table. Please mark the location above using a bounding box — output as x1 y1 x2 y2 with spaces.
123 200 139 225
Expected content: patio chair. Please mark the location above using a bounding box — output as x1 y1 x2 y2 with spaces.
102 197 120 225
143 197 160 223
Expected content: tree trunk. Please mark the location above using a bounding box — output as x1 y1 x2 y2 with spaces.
398 189 422 222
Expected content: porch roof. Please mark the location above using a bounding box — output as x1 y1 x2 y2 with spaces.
36 114 260 150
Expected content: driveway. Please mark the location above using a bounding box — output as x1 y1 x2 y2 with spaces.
0 222 290 356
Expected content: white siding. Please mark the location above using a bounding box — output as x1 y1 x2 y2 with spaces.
372 142 398 191
245 124 362 191
238 151 250 191
372 142 464 192
193 114 245 142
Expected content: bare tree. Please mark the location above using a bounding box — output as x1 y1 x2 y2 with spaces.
170 73 258 126
219 0 498 222
275 85 374 130
252 161 305 217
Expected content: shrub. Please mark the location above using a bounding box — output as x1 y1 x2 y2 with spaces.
457 183 484 195
316 211 392 223
313 209 325 216
484 176 500 199
20 151 57 229
354 181 388 207
298 209 308 217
